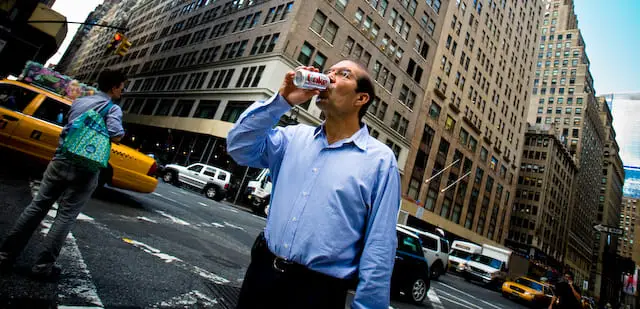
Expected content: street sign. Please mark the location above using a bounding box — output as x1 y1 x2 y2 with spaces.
593 224 624 236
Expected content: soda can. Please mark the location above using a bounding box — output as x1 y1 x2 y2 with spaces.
293 69 330 90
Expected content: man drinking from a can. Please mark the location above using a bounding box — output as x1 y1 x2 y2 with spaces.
227 60 401 309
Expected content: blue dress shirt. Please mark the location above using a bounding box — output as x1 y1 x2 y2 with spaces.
227 94 401 309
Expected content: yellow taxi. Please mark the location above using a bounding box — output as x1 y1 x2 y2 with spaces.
0 79 158 193
502 276 554 307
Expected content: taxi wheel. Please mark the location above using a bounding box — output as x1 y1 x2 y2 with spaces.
98 167 112 188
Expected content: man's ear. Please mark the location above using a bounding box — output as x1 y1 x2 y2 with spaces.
355 93 370 108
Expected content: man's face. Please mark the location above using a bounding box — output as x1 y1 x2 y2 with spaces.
317 60 367 118
111 82 125 99
564 274 573 282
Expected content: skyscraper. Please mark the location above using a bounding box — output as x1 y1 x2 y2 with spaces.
593 95 624 301
507 124 576 270
526 0 605 284
398 0 543 246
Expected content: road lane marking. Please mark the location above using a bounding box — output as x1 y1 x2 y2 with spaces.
170 191 180 196
427 289 446 309
122 238 181 263
192 265 230 284
221 207 238 213
136 216 158 223
154 210 191 226
151 290 218 308
199 202 208 207
435 281 504 309
152 192 163 197
211 222 225 228
435 289 484 309
47 203 95 222
223 221 245 231
121 238 230 286
437 295 478 309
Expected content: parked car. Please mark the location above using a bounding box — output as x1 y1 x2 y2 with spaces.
0 80 158 193
502 276 554 308
397 224 450 279
393 226 431 304
162 163 231 201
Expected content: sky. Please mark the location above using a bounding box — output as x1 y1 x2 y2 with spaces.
46 0 640 94
46 0 102 66
573 0 640 95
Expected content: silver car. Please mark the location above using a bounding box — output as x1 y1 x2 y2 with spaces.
162 163 232 201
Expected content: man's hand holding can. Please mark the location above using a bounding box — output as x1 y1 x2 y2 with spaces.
279 66 326 106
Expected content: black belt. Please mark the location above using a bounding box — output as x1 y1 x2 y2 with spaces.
253 233 352 287
254 232 312 274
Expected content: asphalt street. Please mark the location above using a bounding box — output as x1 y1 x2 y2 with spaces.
0 166 529 309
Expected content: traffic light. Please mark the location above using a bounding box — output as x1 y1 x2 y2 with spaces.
105 32 123 54
115 37 132 56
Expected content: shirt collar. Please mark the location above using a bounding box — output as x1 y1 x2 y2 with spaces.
313 122 369 151
95 91 111 101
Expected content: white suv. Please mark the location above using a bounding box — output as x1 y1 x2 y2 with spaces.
397 224 450 279
162 163 232 201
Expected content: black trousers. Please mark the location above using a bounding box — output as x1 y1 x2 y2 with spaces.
236 233 350 309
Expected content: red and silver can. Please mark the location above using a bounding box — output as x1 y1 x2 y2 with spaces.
293 69 330 90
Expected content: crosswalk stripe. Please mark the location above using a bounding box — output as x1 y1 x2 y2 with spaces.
427 289 446 309
435 281 504 309
435 289 484 309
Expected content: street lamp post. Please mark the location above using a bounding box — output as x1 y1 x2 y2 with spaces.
424 159 460 184
440 170 472 193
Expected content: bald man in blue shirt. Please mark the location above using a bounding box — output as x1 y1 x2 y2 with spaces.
228 61 401 309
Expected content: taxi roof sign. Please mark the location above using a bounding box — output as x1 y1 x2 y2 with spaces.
18 61 99 100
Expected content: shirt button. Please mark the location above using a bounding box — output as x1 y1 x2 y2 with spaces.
302 192 309 197
312 168 318 173
292 217 297 221
284 243 289 249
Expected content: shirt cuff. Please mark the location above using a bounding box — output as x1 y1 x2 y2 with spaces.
267 93 293 120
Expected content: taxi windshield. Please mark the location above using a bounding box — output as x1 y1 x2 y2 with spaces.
515 278 543 291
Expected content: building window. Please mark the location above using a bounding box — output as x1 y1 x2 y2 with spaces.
154 99 174 116
335 0 348 13
172 100 194 117
310 11 327 34
444 115 456 132
193 100 220 119
429 101 441 119
312 52 327 71
323 21 339 44
221 101 252 123
297 42 315 65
